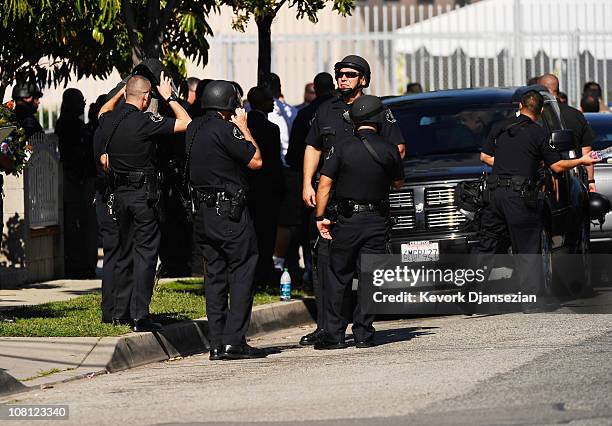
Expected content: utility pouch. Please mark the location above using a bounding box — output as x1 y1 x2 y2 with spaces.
225 184 246 222
145 174 161 204
338 199 355 218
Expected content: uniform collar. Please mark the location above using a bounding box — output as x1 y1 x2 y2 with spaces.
516 114 533 124
122 103 140 112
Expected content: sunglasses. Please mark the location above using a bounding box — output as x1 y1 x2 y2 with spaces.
335 71 361 79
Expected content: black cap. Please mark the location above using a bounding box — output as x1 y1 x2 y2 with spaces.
349 95 384 127
12 82 43 99
201 80 239 111
132 58 177 99
334 55 371 87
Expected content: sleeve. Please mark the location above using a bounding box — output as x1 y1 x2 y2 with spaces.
540 133 562 166
578 113 595 148
481 124 499 156
224 124 257 166
320 145 341 180
304 112 323 149
390 146 405 181
286 112 307 169
93 127 105 158
142 112 176 136
380 109 406 147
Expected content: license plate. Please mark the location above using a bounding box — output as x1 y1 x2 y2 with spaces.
401 240 439 262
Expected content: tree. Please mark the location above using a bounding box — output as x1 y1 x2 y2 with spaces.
89 0 218 81
0 0 131 100
0 0 217 100
224 0 354 85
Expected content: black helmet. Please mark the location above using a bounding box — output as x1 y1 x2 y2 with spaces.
132 58 177 99
349 95 384 127
201 80 239 111
12 82 43 99
334 55 371 87
589 192 611 224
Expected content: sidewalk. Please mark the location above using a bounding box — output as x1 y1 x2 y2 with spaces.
0 278 316 396
0 279 103 312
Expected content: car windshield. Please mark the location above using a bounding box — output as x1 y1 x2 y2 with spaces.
389 103 518 156
588 119 612 151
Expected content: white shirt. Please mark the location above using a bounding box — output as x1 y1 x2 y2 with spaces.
268 98 297 166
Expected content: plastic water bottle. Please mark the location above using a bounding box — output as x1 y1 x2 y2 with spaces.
280 268 292 301
590 146 612 161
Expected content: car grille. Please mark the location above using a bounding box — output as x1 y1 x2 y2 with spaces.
425 208 468 229
389 190 414 208
425 187 455 207
393 213 416 230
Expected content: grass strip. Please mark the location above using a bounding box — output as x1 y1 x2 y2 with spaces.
0 279 305 337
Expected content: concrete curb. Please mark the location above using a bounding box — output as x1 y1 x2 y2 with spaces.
3 298 316 397
0 370 27 397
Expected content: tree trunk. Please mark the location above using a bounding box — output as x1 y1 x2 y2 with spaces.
0 85 6 104
256 14 274 86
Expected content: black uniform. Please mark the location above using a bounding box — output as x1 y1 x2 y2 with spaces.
188 111 259 347
15 104 43 139
475 114 561 295
99 103 176 320
247 110 283 287
559 103 594 150
320 129 404 342
305 95 405 332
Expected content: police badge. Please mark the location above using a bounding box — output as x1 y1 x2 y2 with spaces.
233 127 245 140
148 112 163 123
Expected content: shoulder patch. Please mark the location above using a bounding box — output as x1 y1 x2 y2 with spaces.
325 146 335 160
385 109 396 124
148 112 163 123
233 126 245 140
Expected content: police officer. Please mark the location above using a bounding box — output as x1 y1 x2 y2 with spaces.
313 95 404 349
97 72 191 332
538 74 597 192
476 90 598 303
187 80 266 360
12 83 43 138
300 55 406 345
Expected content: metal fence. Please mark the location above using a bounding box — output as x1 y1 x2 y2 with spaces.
35 0 612 129
26 132 60 227
205 0 612 107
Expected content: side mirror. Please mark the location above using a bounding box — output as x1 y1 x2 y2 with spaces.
550 129 575 152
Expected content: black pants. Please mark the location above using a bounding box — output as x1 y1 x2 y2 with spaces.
193 206 258 347
473 187 543 295
95 191 124 320
63 172 98 278
249 193 281 287
325 212 388 342
113 186 160 320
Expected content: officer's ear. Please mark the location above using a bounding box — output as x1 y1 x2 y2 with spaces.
359 75 366 88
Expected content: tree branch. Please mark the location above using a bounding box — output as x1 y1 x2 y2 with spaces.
273 0 288 16
121 0 142 63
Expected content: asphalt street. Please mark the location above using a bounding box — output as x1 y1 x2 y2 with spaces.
2 297 612 426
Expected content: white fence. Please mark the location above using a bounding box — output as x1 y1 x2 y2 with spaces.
26 132 60 227
35 0 612 129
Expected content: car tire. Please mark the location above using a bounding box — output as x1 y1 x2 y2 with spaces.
541 226 553 294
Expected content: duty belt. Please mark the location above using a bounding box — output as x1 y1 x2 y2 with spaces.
112 171 154 187
338 199 389 217
194 187 228 206
485 175 532 191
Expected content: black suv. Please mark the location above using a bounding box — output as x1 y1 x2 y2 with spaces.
383 87 591 294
